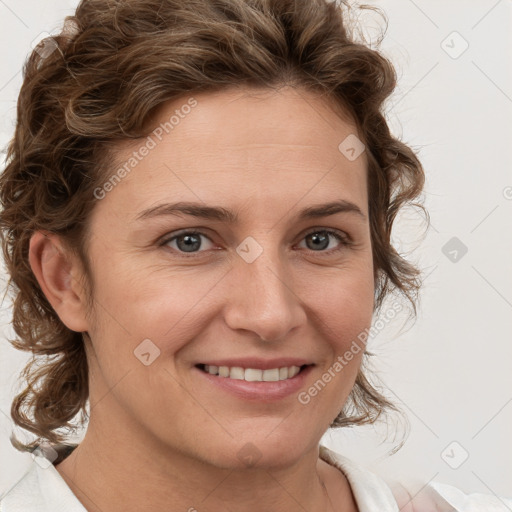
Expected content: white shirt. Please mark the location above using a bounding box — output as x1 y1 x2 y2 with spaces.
1 444 511 511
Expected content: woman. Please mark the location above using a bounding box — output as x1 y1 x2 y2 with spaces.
0 0 510 510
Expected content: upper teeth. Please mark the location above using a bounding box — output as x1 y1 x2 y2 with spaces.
204 365 302 382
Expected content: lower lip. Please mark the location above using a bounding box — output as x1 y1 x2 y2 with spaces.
194 365 314 401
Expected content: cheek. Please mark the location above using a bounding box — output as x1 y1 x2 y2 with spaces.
307 260 375 343
84 256 227 385
87 250 211 332
301 263 374 395
296 286 373 432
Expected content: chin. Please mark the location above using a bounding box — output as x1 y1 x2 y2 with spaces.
204 429 315 471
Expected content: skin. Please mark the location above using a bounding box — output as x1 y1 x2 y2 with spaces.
29 85 374 512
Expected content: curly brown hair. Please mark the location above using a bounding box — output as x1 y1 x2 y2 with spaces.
0 0 425 452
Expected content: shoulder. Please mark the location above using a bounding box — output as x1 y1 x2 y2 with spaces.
0 463 43 510
0 455 86 511
389 480 457 511
319 444 512 512
391 479 512 512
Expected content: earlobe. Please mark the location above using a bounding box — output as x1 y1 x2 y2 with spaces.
28 231 89 333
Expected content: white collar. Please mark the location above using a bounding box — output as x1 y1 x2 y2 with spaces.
0 457 88 511
319 444 399 511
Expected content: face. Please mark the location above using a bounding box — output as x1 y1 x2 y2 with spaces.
79 85 374 469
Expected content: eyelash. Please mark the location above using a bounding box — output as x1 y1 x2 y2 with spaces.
159 228 352 259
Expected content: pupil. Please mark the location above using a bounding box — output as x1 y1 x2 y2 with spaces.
178 234 200 252
309 232 328 250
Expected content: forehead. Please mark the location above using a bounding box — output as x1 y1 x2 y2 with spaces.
93 86 368 222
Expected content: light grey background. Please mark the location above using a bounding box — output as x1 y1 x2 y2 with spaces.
1 0 511 502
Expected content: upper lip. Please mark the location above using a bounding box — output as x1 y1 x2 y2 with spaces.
197 358 313 370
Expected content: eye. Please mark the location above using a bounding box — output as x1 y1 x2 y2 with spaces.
160 228 351 258
297 229 350 254
161 230 215 257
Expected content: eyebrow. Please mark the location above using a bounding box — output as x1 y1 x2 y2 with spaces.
136 200 366 223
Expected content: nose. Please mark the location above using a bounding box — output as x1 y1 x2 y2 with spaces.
223 242 307 342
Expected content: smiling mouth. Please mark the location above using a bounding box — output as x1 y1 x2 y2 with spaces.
196 364 311 382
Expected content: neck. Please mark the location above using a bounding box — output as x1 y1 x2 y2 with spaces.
55 416 345 512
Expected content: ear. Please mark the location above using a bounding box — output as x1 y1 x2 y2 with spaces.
28 231 89 332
